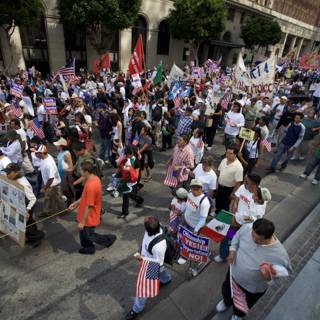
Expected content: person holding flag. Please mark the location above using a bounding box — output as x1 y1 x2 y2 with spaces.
215 219 291 320
126 216 171 320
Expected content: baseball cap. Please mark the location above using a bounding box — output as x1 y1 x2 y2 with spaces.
176 188 188 199
190 179 203 188
260 187 272 202
3 163 21 174
280 96 288 101
53 137 68 147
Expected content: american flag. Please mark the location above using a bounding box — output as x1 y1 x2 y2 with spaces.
29 118 45 139
10 84 24 98
56 58 76 79
173 96 181 109
68 74 81 83
136 259 160 298
220 91 233 110
261 138 272 152
231 277 249 314
132 132 140 146
169 208 180 233
9 102 23 118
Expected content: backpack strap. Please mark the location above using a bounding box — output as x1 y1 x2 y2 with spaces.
199 194 212 215
147 234 166 255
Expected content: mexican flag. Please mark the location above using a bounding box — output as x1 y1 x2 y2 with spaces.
201 210 233 242
152 63 163 85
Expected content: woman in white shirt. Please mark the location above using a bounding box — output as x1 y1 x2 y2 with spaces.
224 102 245 147
110 112 123 167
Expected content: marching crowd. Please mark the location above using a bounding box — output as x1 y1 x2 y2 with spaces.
0 60 320 320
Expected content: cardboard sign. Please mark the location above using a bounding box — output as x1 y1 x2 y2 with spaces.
178 225 209 263
239 127 255 141
43 98 57 115
233 54 276 97
168 64 184 87
0 175 26 247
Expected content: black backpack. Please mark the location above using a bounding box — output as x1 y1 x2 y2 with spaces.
147 227 180 265
152 104 163 122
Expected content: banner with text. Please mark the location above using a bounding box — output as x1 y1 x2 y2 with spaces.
43 98 57 115
178 225 209 263
233 54 276 97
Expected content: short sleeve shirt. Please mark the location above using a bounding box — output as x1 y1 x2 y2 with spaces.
40 155 61 186
218 158 243 187
77 176 102 227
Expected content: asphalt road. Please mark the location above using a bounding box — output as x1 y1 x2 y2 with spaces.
0 131 316 320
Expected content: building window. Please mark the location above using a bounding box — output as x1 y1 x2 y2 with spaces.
132 15 148 58
64 28 87 71
182 48 189 61
157 20 170 55
20 16 49 75
240 12 245 24
227 8 235 22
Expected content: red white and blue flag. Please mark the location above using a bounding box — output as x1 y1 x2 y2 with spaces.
230 266 249 314
10 84 24 98
56 58 76 79
29 118 45 139
261 138 272 152
136 259 160 298
169 208 180 233
132 132 140 146
9 101 23 118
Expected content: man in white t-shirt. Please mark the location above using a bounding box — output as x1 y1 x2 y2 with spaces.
183 179 211 233
0 150 11 172
224 102 245 147
126 216 171 320
35 144 65 217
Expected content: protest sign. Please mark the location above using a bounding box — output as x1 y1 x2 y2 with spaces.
43 97 57 115
192 67 204 79
239 127 255 141
0 175 26 247
168 64 184 86
233 54 276 97
132 73 142 89
178 225 209 263
299 53 320 70
22 95 35 117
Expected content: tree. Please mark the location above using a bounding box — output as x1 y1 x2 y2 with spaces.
57 0 141 54
241 16 282 50
168 0 226 66
0 0 42 71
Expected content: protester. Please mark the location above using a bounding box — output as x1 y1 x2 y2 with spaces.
126 216 171 320
69 161 116 254
139 126 154 181
215 219 291 320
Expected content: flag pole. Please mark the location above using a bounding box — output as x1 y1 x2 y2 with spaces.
140 33 145 72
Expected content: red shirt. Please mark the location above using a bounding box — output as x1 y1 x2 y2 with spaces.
77 176 102 227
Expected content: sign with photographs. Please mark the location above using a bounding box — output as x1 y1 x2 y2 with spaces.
0 175 26 247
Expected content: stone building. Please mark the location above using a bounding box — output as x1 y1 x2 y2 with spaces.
0 0 319 75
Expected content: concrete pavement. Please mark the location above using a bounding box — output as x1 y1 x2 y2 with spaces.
0 133 319 320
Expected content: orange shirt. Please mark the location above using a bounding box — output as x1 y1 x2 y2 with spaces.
77 176 102 227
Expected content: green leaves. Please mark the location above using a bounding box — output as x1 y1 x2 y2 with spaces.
241 16 282 49
168 0 226 41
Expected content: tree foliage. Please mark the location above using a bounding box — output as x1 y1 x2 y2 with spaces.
241 16 282 49
0 0 42 40
57 0 141 53
168 0 226 65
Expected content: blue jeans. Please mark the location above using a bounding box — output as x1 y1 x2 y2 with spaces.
219 237 231 260
99 138 112 162
304 155 320 181
271 143 291 169
132 267 172 313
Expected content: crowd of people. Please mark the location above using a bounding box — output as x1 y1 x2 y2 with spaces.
0 59 320 320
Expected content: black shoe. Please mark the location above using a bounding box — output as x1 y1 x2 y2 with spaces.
279 163 287 171
104 234 117 248
135 202 143 208
78 248 95 255
125 310 138 320
160 148 166 152
265 167 275 174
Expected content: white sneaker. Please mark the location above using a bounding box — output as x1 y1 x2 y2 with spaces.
112 190 120 198
231 315 241 320
312 179 319 185
216 299 228 313
290 156 297 161
214 255 225 263
177 257 187 265
298 156 305 161
299 173 307 179
62 195 68 202
207 146 212 151
107 186 114 192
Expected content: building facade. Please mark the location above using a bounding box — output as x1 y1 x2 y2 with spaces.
0 0 320 75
